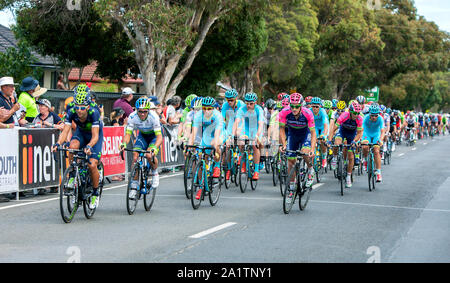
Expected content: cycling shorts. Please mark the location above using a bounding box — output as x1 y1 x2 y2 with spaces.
286 133 311 159
335 128 357 144
134 133 157 151
71 128 103 160
362 132 381 144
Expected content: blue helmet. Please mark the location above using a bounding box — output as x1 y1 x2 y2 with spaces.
369 105 380 115
332 99 338 108
225 89 238 99
311 97 322 105
244 92 258 102
135 97 151 109
386 108 392 114
202 96 216 107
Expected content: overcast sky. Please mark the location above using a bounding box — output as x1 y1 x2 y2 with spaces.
0 1 449 32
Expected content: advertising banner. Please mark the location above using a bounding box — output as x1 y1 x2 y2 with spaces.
101 126 126 176
157 126 184 167
18 128 60 191
0 129 19 193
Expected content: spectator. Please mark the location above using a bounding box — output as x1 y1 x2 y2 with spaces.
0 77 20 128
113 87 134 125
166 95 182 126
109 107 125 126
32 99 64 130
90 90 104 122
56 74 68 90
18 76 47 123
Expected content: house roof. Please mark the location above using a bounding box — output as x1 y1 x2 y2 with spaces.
68 61 143 84
0 24 57 67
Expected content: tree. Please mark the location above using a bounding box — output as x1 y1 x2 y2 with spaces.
0 40 43 84
95 0 250 102
297 0 384 100
177 2 268 98
11 0 138 85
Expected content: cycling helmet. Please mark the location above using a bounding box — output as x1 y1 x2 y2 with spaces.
73 84 91 105
283 94 290 100
356 95 366 105
282 97 290 108
332 99 338 108
337 101 346 110
191 97 202 109
276 101 282 109
369 105 380 115
289 93 303 105
185 94 197 109
311 97 322 105
266 99 276 109
244 92 258 102
380 105 386 112
135 97 151 109
225 89 238 99
323 100 332 109
277 93 287 100
386 108 392 114
349 101 362 113
202 96 216 107
305 96 313 105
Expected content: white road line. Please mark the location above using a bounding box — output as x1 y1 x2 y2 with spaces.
411 147 417 151
424 143 427 145
0 173 184 211
310 200 450 213
312 183 324 190
398 153 405 157
189 222 237 239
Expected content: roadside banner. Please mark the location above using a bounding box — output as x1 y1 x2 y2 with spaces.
0 129 19 194
101 126 126 176
18 128 60 191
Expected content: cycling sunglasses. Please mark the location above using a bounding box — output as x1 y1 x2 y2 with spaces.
311 105 321 109
245 101 255 105
138 110 149 114
350 111 359 115
290 104 301 109
202 106 214 111
74 105 88 111
370 114 379 118
226 98 236 102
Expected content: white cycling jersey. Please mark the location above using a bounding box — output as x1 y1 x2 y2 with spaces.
126 110 161 135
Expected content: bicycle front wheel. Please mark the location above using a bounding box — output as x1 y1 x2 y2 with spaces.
60 166 78 223
126 163 141 215
283 166 298 214
208 167 222 207
239 155 248 193
184 155 195 199
190 162 204 209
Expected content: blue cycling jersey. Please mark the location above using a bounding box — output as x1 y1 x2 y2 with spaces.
193 109 224 145
313 108 329 132
362 115 384 136
65 106 103 133
222 100 245 136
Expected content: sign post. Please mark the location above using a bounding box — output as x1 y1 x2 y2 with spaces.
365 86 380 102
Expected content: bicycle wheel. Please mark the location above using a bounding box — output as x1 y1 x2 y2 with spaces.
265 156 271 174
272 155 279 187
83 179 97 219
250 161 257 191
368 154 373 192
279 157 288 196
190 162 204 209
60 166 79 223
283 166 298 214
144 172 157 212
224 150 232 190
126 163 141 215
314 156 321 184
338 155 345 196
208 163 222 206
239 154 248 193
184 155 195 199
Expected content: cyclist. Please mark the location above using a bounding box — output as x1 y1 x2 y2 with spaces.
189 96 225 199
222 89 244 180
305 96 313 107
233 92 265 180
323 100 333 121
52 84 104 209
405 112 416 142
178 94 197 143
310 97 329 168
328 101 363 188
361 105 385 183
279 93 316 188
120 98 162 196
380 105 390 159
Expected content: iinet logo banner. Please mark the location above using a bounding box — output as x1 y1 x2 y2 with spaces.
20 131 59 188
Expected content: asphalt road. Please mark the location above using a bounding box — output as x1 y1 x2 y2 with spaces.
1 135 450 263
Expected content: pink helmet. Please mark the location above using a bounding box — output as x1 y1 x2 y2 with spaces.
349 101 362 113
278 92 287 100
282 97 290 108
289 93 303 104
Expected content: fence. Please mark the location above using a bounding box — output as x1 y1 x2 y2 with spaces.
0 126 185 199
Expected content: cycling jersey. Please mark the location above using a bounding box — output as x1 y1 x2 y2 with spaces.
235 104 264 139
193 109 224 146
222 100 245 137
382 113 390 129
65 106 103 160
362 115 384 144
126 111 162 151
335 112 363 143
313 108 329 136
278 107 315 158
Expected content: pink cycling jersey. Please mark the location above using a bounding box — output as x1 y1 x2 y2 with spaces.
336 111 363 132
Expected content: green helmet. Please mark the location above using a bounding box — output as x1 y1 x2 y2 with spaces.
185 94 197 109
73 84 91 105
323 100 332 109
